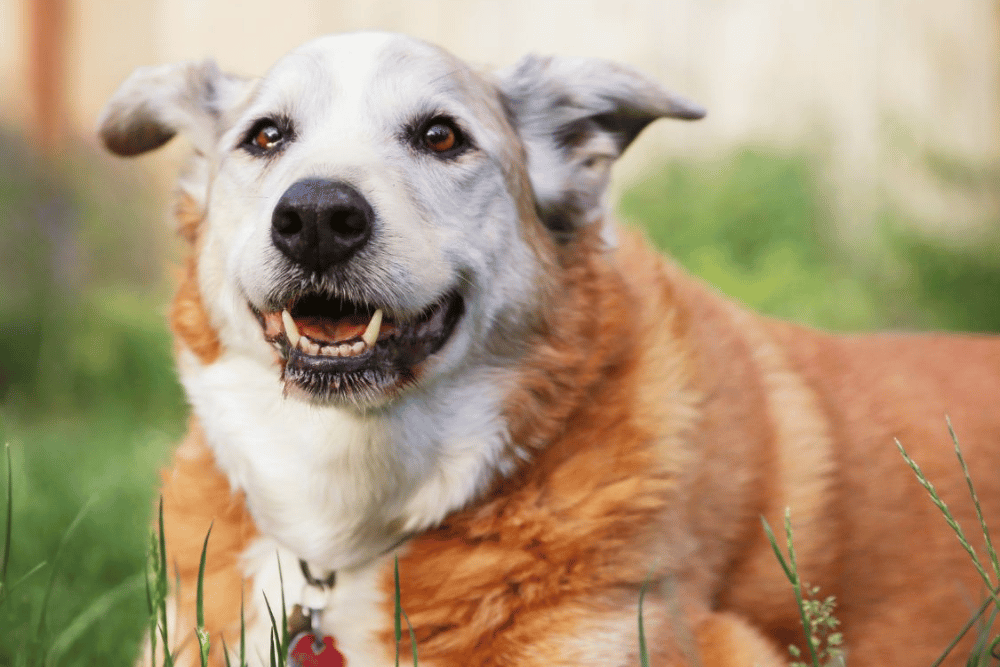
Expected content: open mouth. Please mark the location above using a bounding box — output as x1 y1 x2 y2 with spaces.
257 289 464 403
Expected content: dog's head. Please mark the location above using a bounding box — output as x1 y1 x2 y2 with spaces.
99 32 703 408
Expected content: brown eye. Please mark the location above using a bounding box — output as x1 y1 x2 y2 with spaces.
254 124 283 150
423 123 456 153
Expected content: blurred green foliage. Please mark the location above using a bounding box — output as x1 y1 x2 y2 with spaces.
0 139 998 665
618 148 1000 334
1 134 185 665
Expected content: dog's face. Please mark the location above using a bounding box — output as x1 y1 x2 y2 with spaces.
100 32 703 408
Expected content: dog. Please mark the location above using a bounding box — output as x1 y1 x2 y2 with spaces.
99 32 1000 666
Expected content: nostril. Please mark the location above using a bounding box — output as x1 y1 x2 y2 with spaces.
330 209 366 235
273 208 303 236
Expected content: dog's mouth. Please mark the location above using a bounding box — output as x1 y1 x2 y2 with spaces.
256 289 464 403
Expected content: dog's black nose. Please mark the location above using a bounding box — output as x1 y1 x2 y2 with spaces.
271 179 373 271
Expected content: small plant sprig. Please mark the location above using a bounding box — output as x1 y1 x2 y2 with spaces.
897 418 1000 667
762 509 844 667
146 499 175 667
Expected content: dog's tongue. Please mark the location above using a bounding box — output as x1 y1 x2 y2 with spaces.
296 314 368 344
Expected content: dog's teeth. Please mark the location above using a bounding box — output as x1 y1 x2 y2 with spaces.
300 337 320 355
338 343 352 356
320 344 337 357
350 341 365 355
362 309 383 348
282 310 301 347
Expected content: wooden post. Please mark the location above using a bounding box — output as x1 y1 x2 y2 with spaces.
26 0 68 155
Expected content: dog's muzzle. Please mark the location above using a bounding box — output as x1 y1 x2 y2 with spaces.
255 179 465 405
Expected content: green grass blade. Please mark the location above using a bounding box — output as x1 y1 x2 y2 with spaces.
5 560 47 597
145 552 158 667
761 516 794 583
276 554 289 651
947 417 1000 585
45 572 145 667
36 495 94 641
157 497 170 658
394 556 403 667
196 524 214 666
1 442 12 594
401 607 419 667
933 598 995 667
268 630 278 667
896 439 1000 611
637 570 653 667
262 591 282 667
240 587 246 667
387 557 418 666
222 637 233 667
764 510 820 667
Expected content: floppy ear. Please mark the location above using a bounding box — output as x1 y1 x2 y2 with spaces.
499 55 705 238
98 60 254 157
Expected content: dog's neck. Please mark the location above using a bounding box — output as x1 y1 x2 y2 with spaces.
181 347 517 572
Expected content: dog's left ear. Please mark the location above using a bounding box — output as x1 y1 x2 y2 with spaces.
98 60 254 157
499 55 704 237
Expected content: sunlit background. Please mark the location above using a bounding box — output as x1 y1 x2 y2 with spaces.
1 1 998 663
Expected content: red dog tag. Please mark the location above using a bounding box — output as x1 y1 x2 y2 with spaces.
287 632 346 667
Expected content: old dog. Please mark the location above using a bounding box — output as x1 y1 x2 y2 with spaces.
100 32 1000 666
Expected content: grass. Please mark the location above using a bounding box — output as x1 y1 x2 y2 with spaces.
763 510 846 667
761 421 1000 667
2 138 999 663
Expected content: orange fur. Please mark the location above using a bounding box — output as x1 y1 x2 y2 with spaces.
155 421 258 664
170 194 221 365
154 216 1000 665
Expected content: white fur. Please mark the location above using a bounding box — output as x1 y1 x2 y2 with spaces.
182 345 512 572
99 30 700 666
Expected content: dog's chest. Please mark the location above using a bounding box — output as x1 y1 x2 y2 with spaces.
180 351 511 570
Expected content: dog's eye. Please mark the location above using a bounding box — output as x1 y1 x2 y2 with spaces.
241 118 292 155
254 124 283 150
423 123 457 153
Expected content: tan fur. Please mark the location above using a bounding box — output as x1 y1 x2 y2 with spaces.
120 41 1000 664
170 194 221 365
154 421 258 665
150 209 1000 665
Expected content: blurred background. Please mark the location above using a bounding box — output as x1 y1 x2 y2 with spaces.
1 1 998 664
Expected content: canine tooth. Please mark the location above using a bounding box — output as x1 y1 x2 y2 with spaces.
362 309 383 348
281 310 301 347
350 341 365 355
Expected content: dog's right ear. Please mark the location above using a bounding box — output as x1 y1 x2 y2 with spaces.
99 60 254 157
499 55 704 240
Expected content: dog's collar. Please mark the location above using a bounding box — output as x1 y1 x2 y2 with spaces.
288 560 340 662
288 535 416 664
300 559 337 589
